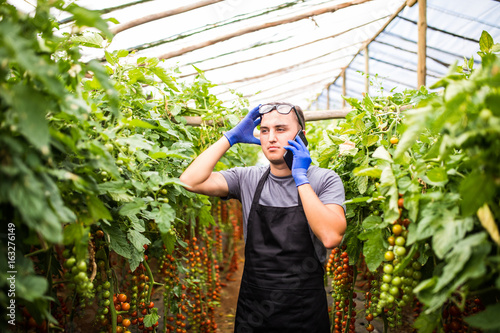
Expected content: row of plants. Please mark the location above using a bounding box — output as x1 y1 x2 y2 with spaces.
311 31 500 332
1 1 255 332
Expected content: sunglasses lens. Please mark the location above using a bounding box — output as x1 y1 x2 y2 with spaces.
276 105 293 114
259 105 274 114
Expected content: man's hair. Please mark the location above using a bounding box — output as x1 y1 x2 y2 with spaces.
264 101 306 130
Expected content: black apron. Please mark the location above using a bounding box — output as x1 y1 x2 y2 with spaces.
234 168 330 333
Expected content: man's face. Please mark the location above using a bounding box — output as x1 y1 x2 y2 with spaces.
259 110 301 165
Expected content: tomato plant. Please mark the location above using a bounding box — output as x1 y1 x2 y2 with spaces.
308 30 500 332
1 1 254 332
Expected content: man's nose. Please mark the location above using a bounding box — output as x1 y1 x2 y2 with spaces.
268 130 277 142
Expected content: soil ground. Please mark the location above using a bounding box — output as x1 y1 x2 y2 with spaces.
215 240 245 333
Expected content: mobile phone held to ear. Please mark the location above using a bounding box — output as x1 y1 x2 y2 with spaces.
284 130 308 170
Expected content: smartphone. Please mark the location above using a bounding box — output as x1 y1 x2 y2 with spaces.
284 130 308 170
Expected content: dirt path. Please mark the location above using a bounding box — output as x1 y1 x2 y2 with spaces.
216 241 245 333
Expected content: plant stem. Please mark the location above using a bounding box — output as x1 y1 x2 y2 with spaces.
143 260 155 301
344 265 358 333
25 248 49 257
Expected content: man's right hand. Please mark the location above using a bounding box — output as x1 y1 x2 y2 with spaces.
224 105 261 146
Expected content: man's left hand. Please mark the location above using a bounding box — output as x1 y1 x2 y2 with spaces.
284 136 311 187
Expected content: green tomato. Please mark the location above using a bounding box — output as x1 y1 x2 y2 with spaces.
381 283 390 292
102 290 111 298
413 271 422 280
75 271 87 283
391 276 402 286
395 236 406 247
395 246 407 257
382 274 392 283
389 286 400 296
63 249 72 258
76 260 87 272
404 267 414 277
65 257 76 268
386 294 395 304
383 264 394 274
103 281 111 290
412 261 422 270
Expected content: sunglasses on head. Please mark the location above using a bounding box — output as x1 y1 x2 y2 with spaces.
258 103 304 129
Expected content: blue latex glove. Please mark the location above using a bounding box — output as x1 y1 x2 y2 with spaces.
284 136 311 187
224 105 261 146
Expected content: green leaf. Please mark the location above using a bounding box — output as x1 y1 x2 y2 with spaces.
127 119 158 129
150 66 179 92
70 32 104 48
127 229 150 253
379 166 400 224
105 50 116 66
356 176 368 194
119 199 146 217
413 309 440 333
353 166 382 178
434 233 488 292
158 203 176 228
101 224 132 259
365 134 379 147
16 274 48 302
479 30 494 53
65 3 114 39
342 222 362 265
372 146 393 163
11 85 50 150
144 307 160 327
460 171 495 216
343 196 372 204
87 195 112 222
465 303 500 330
424 167 449 186
362 215 388 229
358 228 386 271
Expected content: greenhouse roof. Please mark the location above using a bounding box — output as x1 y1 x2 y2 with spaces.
10 0 500 110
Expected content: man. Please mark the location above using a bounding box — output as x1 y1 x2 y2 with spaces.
180 103 346 332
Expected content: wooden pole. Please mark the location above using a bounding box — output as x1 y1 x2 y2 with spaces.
417 0 427 87
364 46 369 94
342 70 347 108
110 0 224 35
158 0 373 60
326 85 331 110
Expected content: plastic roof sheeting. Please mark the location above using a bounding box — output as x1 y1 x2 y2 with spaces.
10 0 500 111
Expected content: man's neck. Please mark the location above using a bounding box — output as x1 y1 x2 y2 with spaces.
269 162 292 178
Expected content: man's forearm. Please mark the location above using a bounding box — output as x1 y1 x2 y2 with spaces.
180 136 230 187
298 184 346 248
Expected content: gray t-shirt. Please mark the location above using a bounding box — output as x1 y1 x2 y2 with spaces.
219 165 345 263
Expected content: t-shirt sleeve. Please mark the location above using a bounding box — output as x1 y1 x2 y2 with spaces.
218 167 243 201
316 169 346 212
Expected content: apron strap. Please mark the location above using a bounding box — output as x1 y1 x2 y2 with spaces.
251 167 303 207
251 167 271 208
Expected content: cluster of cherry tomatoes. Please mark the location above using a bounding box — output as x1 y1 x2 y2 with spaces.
327 247 357 333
